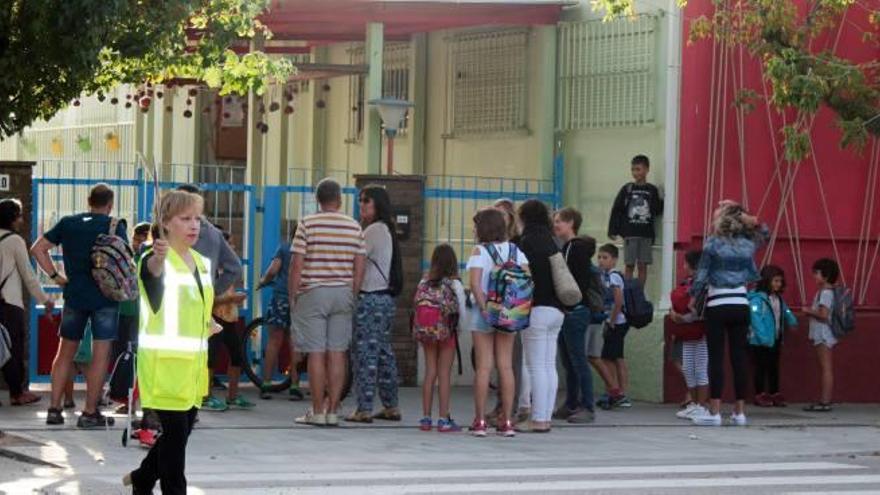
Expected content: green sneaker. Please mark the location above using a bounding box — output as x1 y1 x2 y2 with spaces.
288 387 304 402
202 396 229 412
228 395 255 409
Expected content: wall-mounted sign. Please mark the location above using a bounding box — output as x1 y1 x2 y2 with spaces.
0 174 9 191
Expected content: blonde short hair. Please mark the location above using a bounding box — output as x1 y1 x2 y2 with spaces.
158 190 204 226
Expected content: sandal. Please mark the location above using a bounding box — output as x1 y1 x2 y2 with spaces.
372 407 402 421
345 411 374 423
802 403 833 412
11 392 41 406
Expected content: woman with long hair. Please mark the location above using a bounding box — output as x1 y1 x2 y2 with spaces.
0 199 53 406
515 199 565 433
689 200 769 427
346 185 402 423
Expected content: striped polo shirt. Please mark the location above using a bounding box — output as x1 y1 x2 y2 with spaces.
291 211 366 290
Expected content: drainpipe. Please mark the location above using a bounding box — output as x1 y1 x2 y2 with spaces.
659 0 683 310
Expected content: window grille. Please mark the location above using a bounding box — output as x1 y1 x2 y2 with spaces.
347 42 411 142
448 28 530 137
558 15 657 130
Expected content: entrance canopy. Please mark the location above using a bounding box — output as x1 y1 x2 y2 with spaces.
262 0 571 42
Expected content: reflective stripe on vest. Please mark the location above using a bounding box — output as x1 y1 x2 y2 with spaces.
138 257 212 352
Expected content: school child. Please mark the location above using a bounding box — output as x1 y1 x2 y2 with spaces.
607 154 663 286
748 265 798 407
802 258 840 412
413 244 468 432
596 244 631 409
669 250 709 419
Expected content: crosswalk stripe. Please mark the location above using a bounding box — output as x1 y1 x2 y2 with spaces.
92 461 861 485
237 475 880 494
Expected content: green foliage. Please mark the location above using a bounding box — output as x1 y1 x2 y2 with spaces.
592 0 880 162
0 0 293 138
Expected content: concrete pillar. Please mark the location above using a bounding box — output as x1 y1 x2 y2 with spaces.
535 25 558 183
409 33 428 175
364 22 385 175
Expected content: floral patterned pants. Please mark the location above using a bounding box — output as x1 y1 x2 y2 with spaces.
353 293 399 412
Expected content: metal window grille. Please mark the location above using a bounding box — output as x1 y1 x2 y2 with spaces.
558 15 657 130
347 42 411 142
448 28 529 137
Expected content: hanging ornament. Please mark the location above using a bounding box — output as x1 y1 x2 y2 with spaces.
110 97 119 105
105 131 120 152
166 105 173 113
284 106 294 115
188 88 198 97
316 100 326 109
125 102 132 108
76 135 92 153
139 96 152 110
73 100 81 107
269 102 280 113
183 109 193 118
186 98 192 106
202 107 211 114
97 93 106 102
126 94 132 100
156 91 164 99
322 83 331 92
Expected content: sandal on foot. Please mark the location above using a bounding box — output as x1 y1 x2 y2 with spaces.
803 403 833 412
372 408 402 421
345 411 374 423
11 392 41 406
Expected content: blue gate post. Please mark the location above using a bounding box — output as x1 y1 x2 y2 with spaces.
29 180 40 384
259 186 282 317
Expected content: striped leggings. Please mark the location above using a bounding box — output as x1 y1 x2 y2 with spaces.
682 338 709 389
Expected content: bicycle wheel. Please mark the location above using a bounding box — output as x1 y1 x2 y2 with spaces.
241 317 293 392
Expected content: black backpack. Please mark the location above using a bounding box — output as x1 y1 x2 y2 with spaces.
613 271 654 329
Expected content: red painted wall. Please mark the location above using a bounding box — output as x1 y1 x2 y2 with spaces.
670 0 880 403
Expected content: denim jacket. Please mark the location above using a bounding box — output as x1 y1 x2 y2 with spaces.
690 225 770 297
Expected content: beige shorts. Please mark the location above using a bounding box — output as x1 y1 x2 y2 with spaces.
291 286 355 353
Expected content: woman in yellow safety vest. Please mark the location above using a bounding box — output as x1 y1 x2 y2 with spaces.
124 190 218 494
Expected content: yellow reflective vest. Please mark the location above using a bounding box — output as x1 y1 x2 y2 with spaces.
137 247 214 411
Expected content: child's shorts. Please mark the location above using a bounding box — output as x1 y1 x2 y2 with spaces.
601 323 630 360
624 237 653 265
265 296 291 330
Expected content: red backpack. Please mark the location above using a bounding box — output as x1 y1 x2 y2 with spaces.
668 280 705 341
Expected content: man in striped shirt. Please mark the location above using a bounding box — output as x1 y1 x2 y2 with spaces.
289 178 366 426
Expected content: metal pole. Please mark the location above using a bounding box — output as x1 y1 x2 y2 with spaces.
660 1 683 310
386 135 394 175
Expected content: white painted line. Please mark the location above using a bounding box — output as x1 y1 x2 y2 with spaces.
280 475 880 494
93 461 862 485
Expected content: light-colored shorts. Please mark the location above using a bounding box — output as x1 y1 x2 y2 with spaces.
585 323 604 358
624 237 654 265
291 286 355 353
809 324 838 349
466 306 494 333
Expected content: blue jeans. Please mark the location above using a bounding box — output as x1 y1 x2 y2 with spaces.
59 305 119 341
558 306 594 411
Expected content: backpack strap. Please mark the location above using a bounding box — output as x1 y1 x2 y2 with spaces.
484 243 504 266
507 243 517 263
108 216 119 236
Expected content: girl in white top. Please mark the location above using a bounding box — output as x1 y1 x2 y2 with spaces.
0 199 53 405
466 207 530 438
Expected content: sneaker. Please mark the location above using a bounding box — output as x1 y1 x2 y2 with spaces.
202 396 229 412
325 413 339 427
496 420 516 437
691 411 722 426
566 408 595 424
687 405 709 419
676 403 699 419
753 393 773 407
288 387 305 402
63 400 76 410
212 377 227 390
259 385 273 400
437 417 462 433
552 405 576 421
470 419 488 438
729 413 748 426
77 411 115 428
596 394 612 410
295 409 327 426
227 395 255 409
419 417 433 431
46 407 64 425
612 395 632 409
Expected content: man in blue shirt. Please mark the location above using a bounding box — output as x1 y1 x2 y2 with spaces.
31 183 128 428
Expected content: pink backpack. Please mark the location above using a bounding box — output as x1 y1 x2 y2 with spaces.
412 278 459 343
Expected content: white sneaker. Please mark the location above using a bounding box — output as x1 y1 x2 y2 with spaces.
325 413 339 427
691 411 722 426
295 409 327 426
687 405 709 419
729 413 747 426
676 403 698 419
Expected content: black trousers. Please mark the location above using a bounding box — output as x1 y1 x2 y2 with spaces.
752 342 781 395
705 305 750 401
131 407 198 495
0 302 26 397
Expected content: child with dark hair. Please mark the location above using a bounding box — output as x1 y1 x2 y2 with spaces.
802 258 840 412
749 265 798 408
669 250 709 420
607 155 663 287
596 243 631 409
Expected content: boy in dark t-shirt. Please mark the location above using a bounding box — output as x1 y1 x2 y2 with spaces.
607 154 663 287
